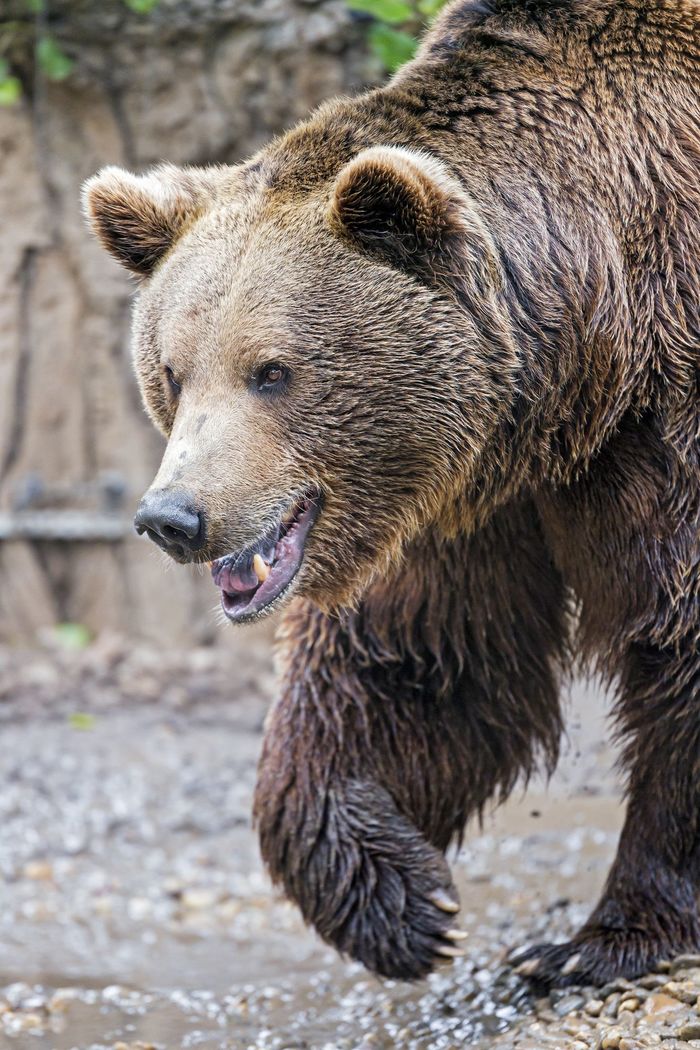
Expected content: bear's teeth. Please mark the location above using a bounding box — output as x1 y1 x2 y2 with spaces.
253 553 271 584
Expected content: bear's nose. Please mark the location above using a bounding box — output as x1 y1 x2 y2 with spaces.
134 489 204 555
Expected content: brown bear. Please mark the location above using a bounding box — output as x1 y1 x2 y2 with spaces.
83 0 700 987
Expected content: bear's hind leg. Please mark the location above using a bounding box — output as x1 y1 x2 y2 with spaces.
513 639 700 988
518 458 700 988
254 502 568 979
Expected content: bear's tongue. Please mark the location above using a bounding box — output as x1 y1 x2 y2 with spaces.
210 493 319 622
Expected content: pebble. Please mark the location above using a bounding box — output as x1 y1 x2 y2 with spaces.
640 975 669 990
678 1024 700 1040
619 997 640 1013
663 982 699 1005
181 888 219 910
643 992 686 1017
22 860 53 881
586 999 605 1017
603 993 623 1018
553 993 586 1016
601 980 637 997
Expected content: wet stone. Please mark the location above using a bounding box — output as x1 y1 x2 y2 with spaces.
600 980 637 997
678 1024 700 1041
639 975 669 990
663 982 699 1005
552 993 587 1016
603 994 623 1018
671 958 700 976
643 992 687 1017
600 1028 624 1048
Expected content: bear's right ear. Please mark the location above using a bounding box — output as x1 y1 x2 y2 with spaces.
82 164 211 277
327 145 475 278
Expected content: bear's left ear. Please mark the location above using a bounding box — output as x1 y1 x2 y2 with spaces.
82 164 217 277
328 146 472 276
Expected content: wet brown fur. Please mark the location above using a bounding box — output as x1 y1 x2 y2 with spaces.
84 0 700 986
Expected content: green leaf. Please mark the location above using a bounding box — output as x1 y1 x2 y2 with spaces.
347 0 414 25
52 622 91 650
417 0 446 16
24 0 44 12
68 712 96 731
36 35 74 81
369 23 417 71
123 0 160 12
0 76 22 105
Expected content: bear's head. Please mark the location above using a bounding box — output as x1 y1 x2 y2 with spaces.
83 128 515 622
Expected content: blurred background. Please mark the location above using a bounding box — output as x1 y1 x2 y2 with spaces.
0 4 649 1049
0 0 392 647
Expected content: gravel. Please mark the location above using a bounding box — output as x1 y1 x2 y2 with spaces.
0 632 677 1049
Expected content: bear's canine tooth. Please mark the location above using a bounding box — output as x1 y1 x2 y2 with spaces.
253 553 271 583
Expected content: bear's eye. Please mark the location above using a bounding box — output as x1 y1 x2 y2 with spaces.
164 365 181 398
255 362 289 394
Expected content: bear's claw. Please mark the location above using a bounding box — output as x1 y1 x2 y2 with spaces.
429 889 461 913
509 928 679 989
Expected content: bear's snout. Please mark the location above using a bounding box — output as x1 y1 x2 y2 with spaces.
134 487 205 560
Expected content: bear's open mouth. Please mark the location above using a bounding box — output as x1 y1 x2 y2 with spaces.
211 487 321 623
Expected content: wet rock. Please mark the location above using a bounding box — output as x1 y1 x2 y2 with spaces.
643 992 687 1017
603 993 622 1018
663 981 699 1005
671 958 700 976
639 974 668 990
600 1027 624 1048
678 1024 700 1041
552 992 586 1016
22 860 53 881
181 888 220 910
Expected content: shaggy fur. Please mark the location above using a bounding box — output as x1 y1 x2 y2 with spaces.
84 0 700 986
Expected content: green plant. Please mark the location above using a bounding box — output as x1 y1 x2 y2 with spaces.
52 622 92 650
347 0 448 73
68 712 96 731
0 57 21 104
0 0 160 105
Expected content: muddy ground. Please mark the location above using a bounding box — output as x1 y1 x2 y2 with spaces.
1 629 700 1050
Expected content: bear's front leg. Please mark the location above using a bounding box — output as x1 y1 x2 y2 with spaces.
255 508 567 979
257 761 462 979
254 601 463 980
